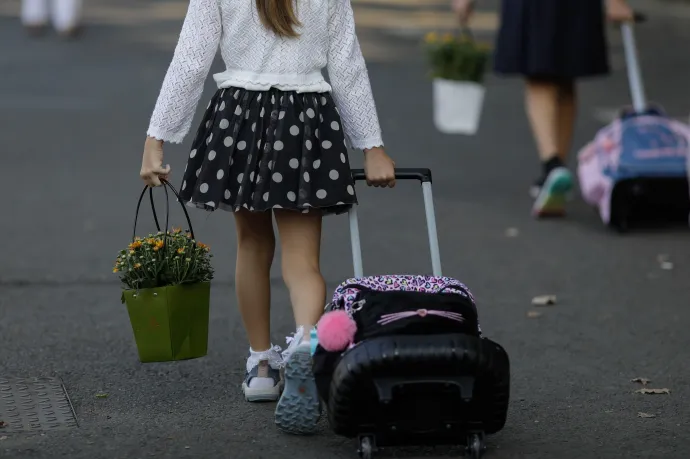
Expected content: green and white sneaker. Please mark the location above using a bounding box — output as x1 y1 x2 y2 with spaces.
531 167 574 218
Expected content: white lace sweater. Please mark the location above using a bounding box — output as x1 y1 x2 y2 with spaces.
147 0 384 150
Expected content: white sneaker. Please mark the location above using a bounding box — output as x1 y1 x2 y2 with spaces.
274 327 321 435
242 345 284 402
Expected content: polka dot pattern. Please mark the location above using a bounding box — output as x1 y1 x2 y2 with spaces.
179 87 356 215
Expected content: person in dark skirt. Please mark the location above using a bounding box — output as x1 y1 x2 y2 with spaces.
453 0 634 217
139 0 396 435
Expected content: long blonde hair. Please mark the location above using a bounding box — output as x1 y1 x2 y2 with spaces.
256 0 301 38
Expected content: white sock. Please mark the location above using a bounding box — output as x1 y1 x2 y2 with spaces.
246 346 281 390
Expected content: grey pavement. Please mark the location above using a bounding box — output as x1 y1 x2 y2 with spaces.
2 2 690 459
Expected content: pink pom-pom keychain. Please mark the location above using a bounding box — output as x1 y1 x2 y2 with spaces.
317 310 357 351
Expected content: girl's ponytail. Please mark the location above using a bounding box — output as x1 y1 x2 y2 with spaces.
256 0 301 38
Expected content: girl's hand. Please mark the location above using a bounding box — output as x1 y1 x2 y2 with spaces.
140 137 171 187
364 147 396 188
451 0 475 25
606 0 634 23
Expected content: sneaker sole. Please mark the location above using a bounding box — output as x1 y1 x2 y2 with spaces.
242 381 283 403
274 346 321 435
532 168 573 218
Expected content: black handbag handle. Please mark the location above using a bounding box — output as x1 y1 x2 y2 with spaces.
132 179 195 243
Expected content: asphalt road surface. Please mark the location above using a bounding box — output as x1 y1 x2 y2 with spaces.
1 2 689 458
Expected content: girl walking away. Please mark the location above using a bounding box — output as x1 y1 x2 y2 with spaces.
140 0 396 435
453 0 634 218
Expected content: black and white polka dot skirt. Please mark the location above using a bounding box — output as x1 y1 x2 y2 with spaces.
178 87 358 215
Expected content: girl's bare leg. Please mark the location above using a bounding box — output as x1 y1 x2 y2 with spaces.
234 209 275 351
556 80 577 162
274 210 326 331
273 209 324 435
525 78 560 161
234 209 282 402
525 77 575 217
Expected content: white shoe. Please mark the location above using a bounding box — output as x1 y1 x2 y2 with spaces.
242 345 284 402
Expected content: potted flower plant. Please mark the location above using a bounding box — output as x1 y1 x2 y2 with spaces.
115 182 213 363
424 30 491 135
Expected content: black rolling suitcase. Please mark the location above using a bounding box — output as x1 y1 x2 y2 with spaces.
313 168 510 459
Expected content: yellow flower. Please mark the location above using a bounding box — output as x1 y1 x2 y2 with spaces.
424 32 438 44
172 227 182 234
152 239 165 251
134 263 142 269
113 267 119 273
196 242 209 250
177 248 185 254
128 240 143 250
442 33 454 43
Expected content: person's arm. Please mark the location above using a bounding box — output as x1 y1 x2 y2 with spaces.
451 0 475 24
606 0 634 22
146 0 222 144
326 0 383 151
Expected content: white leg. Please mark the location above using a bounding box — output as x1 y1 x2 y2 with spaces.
51 0 82 32
21 0 50 27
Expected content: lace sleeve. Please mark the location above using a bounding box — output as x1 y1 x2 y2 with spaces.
327 0 384 150
146 0 222 144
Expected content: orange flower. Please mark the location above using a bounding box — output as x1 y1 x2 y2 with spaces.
172 227 182 234
134 263 142 269
128 240 143 250
152 239 165 251
113 267 119 273
196 242 210 251
177 247 185 254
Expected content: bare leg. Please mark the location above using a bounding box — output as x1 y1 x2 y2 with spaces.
233 209 275 352
273 210 324 435
274 210 325 330
525 78 560 161
556 80 577 163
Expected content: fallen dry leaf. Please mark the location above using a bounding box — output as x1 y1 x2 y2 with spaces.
631 377 651 386
532 295 557 306
95 393 109 399
660 261 674 270
527 311 542 318
638 412 656 418
505 227 519 238
0 436 7 441
635 388 670 395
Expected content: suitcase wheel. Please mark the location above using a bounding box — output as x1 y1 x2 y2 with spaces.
357 436 375 459
466 432 487 459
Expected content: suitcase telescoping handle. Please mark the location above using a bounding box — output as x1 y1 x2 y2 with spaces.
621 13 648 114
348 168 442 278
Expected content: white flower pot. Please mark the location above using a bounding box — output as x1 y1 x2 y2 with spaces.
432 78 486 135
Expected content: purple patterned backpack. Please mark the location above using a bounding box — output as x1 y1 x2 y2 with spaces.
328 274 481 344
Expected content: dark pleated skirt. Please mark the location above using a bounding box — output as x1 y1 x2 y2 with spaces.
493 0 610 79
179 88 357 215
